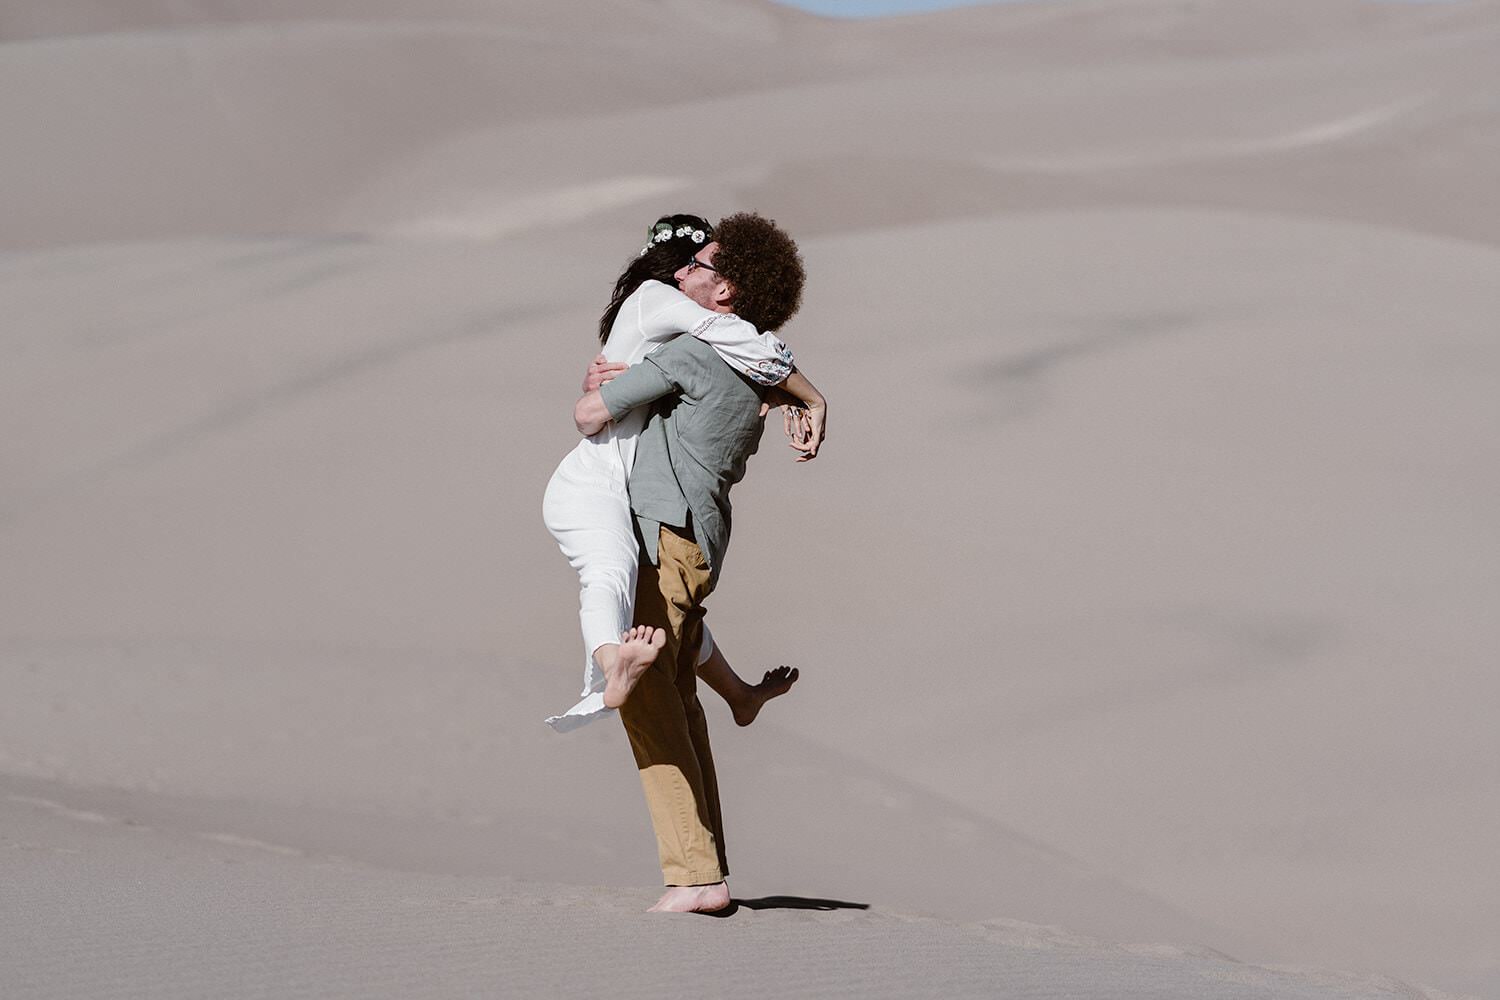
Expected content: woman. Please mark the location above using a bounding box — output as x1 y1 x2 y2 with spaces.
543 214 825 732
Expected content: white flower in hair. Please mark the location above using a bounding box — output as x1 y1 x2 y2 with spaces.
654 229 671 243
691 230 705 243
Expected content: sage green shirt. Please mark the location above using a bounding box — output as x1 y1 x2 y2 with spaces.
599 335 766 586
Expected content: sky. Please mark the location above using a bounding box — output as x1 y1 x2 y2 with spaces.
771 0 1464 16
771 0 1039 18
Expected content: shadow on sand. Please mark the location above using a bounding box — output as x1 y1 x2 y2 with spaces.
704 896 871 917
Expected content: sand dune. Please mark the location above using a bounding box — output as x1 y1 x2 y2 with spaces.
8 1 1497 250
2 783 1474 1000
3 0 1498 996
0 634 1213 943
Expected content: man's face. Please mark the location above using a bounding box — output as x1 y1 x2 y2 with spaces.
676 242 732 313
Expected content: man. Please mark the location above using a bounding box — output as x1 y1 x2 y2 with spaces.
572 212 808 913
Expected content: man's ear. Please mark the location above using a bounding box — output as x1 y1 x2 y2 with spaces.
714 280 736 311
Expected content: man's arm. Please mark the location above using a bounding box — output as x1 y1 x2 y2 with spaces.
572 351 680 436
574 390 612 436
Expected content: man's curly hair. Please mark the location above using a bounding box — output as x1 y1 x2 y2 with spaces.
712 212 805 333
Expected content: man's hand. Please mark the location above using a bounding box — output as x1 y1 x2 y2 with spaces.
583 354 629 393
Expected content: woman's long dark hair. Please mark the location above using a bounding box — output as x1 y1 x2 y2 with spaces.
598 214 714 345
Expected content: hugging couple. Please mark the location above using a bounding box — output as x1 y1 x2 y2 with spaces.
542 211 825 912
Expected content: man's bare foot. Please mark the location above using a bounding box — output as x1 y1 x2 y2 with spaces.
731 665 799 727
648 881 731 913
602 626 666 708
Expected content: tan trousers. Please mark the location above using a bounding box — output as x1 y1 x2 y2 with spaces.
619 525 727 886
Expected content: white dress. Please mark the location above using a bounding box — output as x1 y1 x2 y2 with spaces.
542 280 792 732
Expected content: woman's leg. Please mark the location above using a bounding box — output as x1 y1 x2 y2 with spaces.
543 457 639 696
693 639 799 728
544 452 799 721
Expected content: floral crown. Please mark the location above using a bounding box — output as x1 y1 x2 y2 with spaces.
639 219 710 256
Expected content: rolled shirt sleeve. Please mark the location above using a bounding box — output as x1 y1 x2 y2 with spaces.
599 356 677 421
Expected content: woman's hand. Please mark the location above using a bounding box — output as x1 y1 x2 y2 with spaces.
583 354 628 393
767 367 826 462
761 387 825 461
786 400 825 462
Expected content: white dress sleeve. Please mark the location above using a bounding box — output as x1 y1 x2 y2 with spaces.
634 280 794 387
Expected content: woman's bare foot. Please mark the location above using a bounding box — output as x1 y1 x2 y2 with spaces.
648 881 731 913
731 665 799 727
602 626 666 708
